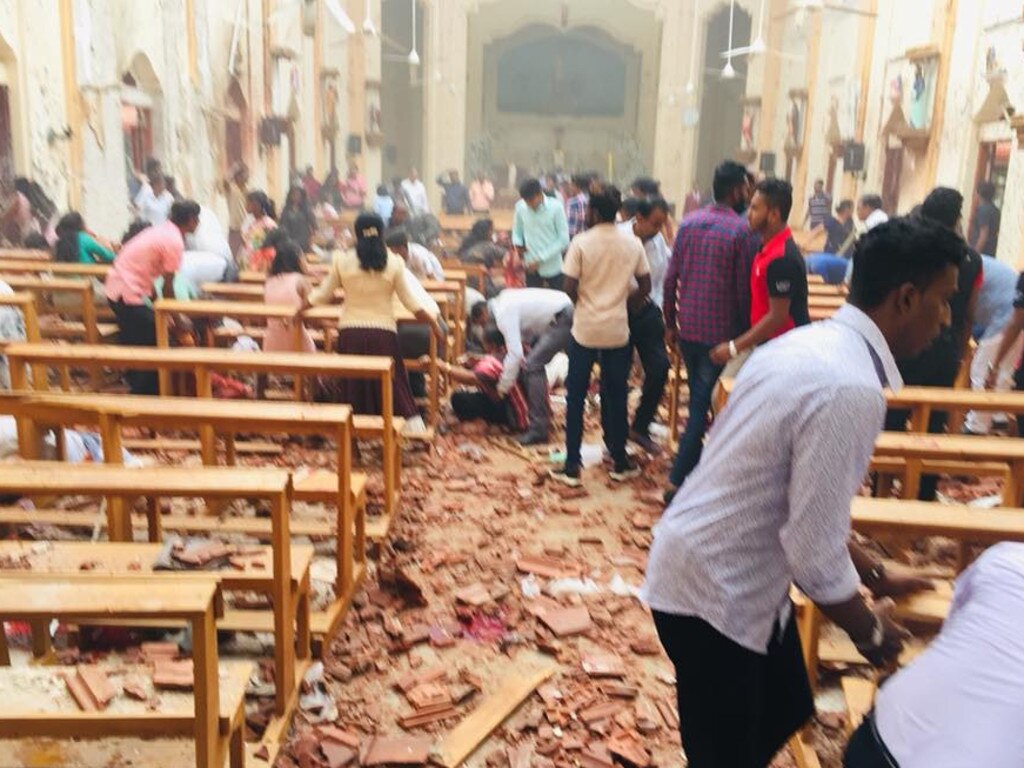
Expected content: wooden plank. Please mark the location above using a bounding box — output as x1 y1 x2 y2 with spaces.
0 578 218 619
434 662 557 767
851 497 1024 542
841 677 876 735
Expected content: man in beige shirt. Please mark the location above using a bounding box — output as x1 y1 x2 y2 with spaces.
226 163 249 259
552 186 651 487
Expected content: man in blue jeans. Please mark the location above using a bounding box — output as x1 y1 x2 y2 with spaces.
663 161 759 499
551 186 651 487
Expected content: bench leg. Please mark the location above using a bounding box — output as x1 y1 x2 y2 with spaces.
296 579 311 661
146 497 162 543
0 624 10 666
105 496 132 542
224 433 237 466
191 604 220 768
901 460 922 501
229 721 244 768
270 491 294 717
29 618 51 659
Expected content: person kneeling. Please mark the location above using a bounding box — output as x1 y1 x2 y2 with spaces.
448 327 528 433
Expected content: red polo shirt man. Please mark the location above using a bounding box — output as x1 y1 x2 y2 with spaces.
712 179 810 365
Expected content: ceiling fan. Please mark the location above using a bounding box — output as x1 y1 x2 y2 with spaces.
775 0 878 19
267 0 356 34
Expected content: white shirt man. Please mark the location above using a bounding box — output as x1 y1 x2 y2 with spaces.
618 219 670 310
407 242 445 282
134 182 174 225
401 176 430 217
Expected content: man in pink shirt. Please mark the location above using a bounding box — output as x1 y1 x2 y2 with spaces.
105 199 200 394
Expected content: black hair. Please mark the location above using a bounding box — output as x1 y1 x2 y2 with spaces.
262 227 290 253
470 301 489 324
246 190 277 220
14 177 57 222
977 181 996 202
145 157 162 176
268 238 304 276
836 199 854 214
376 185 390 196
636 196 670 219
631 176 660 196
122 219 151 244
482 325 505 350
859 194 884 211
754 178 794 221
519 178 543 200
169 200 201 227
920 187 963 230
354 212 388 272
384 227 409 249
570 174 590 191
459 219 493 255
621 197 642 220
712 161 749 203
849 217 965 310
589 185 622 224
54 212 86 263
23 232 48 250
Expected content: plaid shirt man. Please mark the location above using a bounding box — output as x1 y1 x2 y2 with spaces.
565 192 588 239
663 204 760 345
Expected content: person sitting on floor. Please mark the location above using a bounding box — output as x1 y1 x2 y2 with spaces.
447 326 529 432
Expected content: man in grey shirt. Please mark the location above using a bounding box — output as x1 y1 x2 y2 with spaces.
642 217 963 767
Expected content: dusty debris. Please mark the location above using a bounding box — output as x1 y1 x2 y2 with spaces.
361 735 433 766
538 605 592 637
152 660 194 690
63 666 115 711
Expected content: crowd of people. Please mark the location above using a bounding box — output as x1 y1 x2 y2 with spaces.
3 151 1024 766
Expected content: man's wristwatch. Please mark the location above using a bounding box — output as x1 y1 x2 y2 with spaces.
864 562 886 590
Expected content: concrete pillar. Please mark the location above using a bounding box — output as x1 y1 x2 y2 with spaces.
422 0 468 212
651 0 693 209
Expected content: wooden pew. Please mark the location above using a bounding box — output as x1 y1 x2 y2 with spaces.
0 391 363 639
0 247 51 261
3 343 404 524
807 295 845 310
0 259 110 279
153 298 443 428
0 578 232 768
0 462 298 720
0 275 115 346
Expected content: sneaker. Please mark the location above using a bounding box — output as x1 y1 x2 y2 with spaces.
516 430 551 447
549 465 583 487
629 430 663 456
609 461 642 482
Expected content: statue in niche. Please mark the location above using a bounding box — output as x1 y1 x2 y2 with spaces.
741 107 755 151
909 64 928 129
368 99 382 136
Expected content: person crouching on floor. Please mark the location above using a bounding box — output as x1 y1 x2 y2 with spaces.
447 326 529 432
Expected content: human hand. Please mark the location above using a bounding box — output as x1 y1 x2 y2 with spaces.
859 598 910 668
432 322 446 346
524 261 539 274
709 343 731 366
871 564 934 599
985 365 999 390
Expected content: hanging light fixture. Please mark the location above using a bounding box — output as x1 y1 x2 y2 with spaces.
721 0 737 79
750 0 767 54
685 0 700 94
362 0 376 35
407 0 420 65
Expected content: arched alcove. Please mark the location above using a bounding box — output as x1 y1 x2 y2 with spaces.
121 52 164 173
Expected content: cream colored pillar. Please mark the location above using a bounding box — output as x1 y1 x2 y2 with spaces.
422 0 469 212
652 0 695 209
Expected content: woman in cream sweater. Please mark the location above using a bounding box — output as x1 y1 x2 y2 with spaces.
306 212 443 432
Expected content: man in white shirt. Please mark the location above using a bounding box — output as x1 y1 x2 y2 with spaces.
133 161 175 226
846 542 1024 768
400 168 430 217
846 194 889 285
385 229 444 282
470 288 573 445
619 196 672 454
643 217 963 768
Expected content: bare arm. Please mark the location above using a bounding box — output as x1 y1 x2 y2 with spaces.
986 306 1024 387
563 275 579 304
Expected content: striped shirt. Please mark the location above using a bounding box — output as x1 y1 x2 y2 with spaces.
663 204 760 345
808 192 832 229
565 193 588 239
642 304 903 652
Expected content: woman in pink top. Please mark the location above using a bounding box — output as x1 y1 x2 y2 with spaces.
241 191 278 272
263 240 315 353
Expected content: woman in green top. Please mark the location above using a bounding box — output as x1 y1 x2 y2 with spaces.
54 212 115 264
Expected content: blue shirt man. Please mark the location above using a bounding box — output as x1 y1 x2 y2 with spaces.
512 178 570 290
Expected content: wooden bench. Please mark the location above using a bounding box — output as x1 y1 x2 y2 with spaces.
0 259 110 279
0 391 365 639
0 247 51 261
0 462 298 720
4 342 404 524
807 294 845 310
153 298 444 428
0 578 232 768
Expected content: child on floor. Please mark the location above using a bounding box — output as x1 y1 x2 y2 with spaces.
447 327 529 432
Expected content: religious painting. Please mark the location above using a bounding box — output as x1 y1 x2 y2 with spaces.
882 50 938 139
495 30 628 118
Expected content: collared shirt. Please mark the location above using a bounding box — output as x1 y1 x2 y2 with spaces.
134 183 174 226
864 208 888 231
563 223 650 349
406 243 445 282
373 194 395 225
565 193 588 239
401 179 430 216
468 180 495 212
511 197 570 279
105 221 184 306
974 255 1016 340
438 180 471 215
874 543 1024 768
618 220 670 310
807 192 831 229
663 204 759 346
750 227 810 336
489 288 573 395
642 304 902 653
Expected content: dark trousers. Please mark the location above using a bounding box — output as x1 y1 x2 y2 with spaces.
628 301 670 435
669 339 725 487
883 341 961 501
652 610 814 768
844 714 900 767
522 308 573 437
398 320 449 398
451 391 507 426
565 339 630 469
109 299 159 395
526 272 564 292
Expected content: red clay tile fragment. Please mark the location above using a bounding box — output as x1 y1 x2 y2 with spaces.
321 742 357 768
581 653 626 678
454 582 492 606
539 605 591 637
361 735 433 766
317 725 360 749
608 730 651 767
77 665 116 708
152 659 194 690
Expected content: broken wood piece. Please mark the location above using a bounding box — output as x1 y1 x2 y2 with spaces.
433 661 556 767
